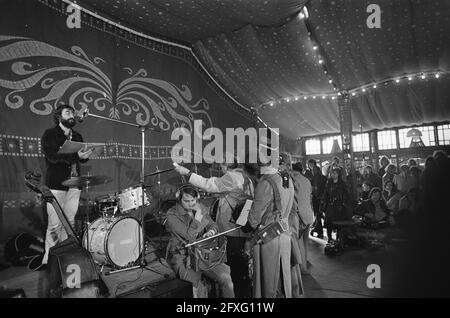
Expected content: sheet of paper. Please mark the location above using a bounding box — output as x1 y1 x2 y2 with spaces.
236 199 253 226
57 140 105 156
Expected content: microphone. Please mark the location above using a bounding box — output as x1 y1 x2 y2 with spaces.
76 109 89 123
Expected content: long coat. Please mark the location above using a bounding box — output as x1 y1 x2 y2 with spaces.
248 169 294 298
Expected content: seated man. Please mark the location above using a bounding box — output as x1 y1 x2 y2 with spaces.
165 185 235 298
173 157 255 298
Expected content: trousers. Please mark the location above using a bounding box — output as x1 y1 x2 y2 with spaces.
42 188 81 264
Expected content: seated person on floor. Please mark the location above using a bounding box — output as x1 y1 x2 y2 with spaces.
165 185 235 298
383 180 402 213
358 181 373 204
353 187 394 242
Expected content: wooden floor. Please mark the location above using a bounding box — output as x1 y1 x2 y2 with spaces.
0 235 405 298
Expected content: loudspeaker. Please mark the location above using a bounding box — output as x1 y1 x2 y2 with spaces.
117 279 192 298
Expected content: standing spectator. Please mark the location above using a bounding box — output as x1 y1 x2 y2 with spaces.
304 159 315 181
408 166 421 192
408 159 418 169
310 165 327 239
378 156 390 178
382 164 397 187
320 167 350 242
420 156 436 191
324 156 346 182
394 165 410 195
363 165 382 189
248 157 295 298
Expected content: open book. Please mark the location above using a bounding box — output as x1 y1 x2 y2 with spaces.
57 140 105 157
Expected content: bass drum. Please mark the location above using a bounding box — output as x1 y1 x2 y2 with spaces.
83 216 144 268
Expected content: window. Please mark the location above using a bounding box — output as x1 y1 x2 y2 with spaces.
322 135 342 154
398 126 436 148
437 124 450 145
352 133 370 152
377 130 397 150
305 138 321 155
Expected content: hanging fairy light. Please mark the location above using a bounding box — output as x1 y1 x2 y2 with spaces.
344 70 448 98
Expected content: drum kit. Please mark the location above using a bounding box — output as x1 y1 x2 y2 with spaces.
62 169 171 273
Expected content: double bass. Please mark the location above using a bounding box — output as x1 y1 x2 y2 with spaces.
24 172 107 298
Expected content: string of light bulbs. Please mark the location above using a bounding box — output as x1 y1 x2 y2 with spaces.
258 70 448 109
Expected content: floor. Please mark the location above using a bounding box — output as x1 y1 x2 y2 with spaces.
0 234 405 298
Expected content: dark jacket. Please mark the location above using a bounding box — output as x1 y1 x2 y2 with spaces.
320 180 350 223
311 173 327 203
41 125 88 190
165 203 218 252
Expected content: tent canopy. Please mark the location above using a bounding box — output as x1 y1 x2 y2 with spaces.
79 0 450 139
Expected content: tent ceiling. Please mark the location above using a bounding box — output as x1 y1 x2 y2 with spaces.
78 0 450 139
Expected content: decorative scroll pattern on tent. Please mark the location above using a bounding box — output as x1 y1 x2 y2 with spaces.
0 36 213 131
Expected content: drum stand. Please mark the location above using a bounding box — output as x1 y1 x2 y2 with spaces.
85 112 160 276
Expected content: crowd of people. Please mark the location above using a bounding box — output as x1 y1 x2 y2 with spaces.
299 153 446 242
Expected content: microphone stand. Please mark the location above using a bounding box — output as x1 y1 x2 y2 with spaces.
84 111 160 275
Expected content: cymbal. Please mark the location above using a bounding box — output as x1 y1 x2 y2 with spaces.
62 175 113 188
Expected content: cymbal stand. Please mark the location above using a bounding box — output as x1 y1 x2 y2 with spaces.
84 171 91 252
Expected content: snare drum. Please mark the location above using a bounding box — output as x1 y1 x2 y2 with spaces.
118 186 150 213
95 195 119 218
83 216 144 268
